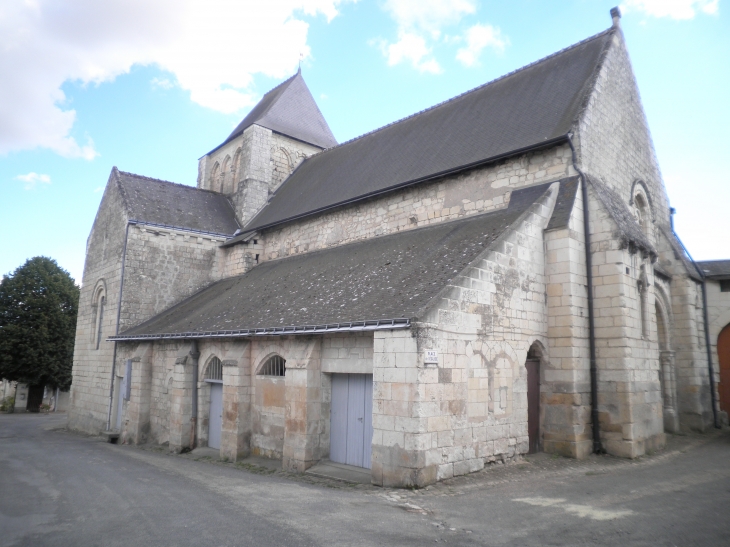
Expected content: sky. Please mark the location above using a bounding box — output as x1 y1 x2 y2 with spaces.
1 0 728 283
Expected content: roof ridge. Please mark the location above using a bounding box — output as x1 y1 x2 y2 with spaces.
305 26 615 158
116 169 220 195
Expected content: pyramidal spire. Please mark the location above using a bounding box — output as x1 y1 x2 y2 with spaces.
221 70 336 149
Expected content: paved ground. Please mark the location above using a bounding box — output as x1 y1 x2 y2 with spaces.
1 413 729 546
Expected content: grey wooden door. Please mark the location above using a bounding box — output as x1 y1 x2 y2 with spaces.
208 382 223 450
330 374 373 469
115 375 126 430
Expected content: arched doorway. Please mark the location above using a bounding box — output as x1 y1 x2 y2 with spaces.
655 299 679 433
718 324 730 414
204 357 223 450
525 344 541 454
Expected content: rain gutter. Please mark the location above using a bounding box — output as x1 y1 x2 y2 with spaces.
567 133 604 454
108 318 411 342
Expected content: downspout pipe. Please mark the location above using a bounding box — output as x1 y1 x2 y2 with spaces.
669 208 720 429
106 221 131 431
189 340 200 449
567 134 604 454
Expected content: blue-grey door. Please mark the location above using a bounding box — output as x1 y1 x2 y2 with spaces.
115 375 126 431
208 382 223 450
330 374 373 469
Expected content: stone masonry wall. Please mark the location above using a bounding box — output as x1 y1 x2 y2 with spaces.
371 184 558 487
68 177 130 434
706 279 730 424
543 181 592 458
586 184 665 457
576 30 671 231
260 145 572 263
200 125 323 227
118 225 226 332
270 133 322 190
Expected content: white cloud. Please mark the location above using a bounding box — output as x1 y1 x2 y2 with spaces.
621 0 719 19
16 172 51 190
0 0 350 159
378 0 476 72
382 32 443 74
456 23 508 67
383 0 477 38
150 77 175 90
377 0 507 73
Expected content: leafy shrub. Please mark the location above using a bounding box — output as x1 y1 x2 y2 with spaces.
0 396 15 413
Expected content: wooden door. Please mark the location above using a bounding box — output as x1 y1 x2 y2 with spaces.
718 325 730 414
208 382 223 450
115 376 125 430
526 359 540 454
26 385 44 412
330 374 373 469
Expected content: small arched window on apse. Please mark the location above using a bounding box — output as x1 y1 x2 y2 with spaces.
258 355 286 377
91 283 106 350
209 162 220 192
221 155 231 194
205 356 223 383
630 182 653 242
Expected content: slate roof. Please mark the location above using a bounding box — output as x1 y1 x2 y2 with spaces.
697 260 730 279
241 29 615 234
586 174 657 259
546 176 579 230
114 168 240 235
215 70 337 151
111 182 557 340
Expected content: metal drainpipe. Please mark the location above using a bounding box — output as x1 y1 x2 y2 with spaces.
567 134 604 454
106 221 131 431
669 208 720 428
189 340 200 449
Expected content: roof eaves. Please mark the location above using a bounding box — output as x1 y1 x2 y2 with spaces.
586 174 657 260
657 226 703 282
109 317 411 341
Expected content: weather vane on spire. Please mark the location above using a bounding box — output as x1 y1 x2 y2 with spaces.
298 52 303 73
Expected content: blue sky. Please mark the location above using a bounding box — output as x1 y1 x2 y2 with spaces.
1 0 728 283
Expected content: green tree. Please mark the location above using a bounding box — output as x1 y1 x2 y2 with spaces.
0 257 79 390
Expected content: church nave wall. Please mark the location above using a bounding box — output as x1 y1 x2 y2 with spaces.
371 183 557 487
69 178 130 435
258 144 572 264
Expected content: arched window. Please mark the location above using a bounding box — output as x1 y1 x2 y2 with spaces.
221 155 231 194
638 265 649 339
91 283 106 350
230 148 241 194
209 162 220 192
630 183 653 243
205 356 223 382
258 355 286 377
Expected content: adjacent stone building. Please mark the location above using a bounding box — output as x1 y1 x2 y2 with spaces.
68 10 728 487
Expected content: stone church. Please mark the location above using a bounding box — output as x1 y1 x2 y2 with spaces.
68 9 729 487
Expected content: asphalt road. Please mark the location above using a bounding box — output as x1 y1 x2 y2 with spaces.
1 413 729 546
